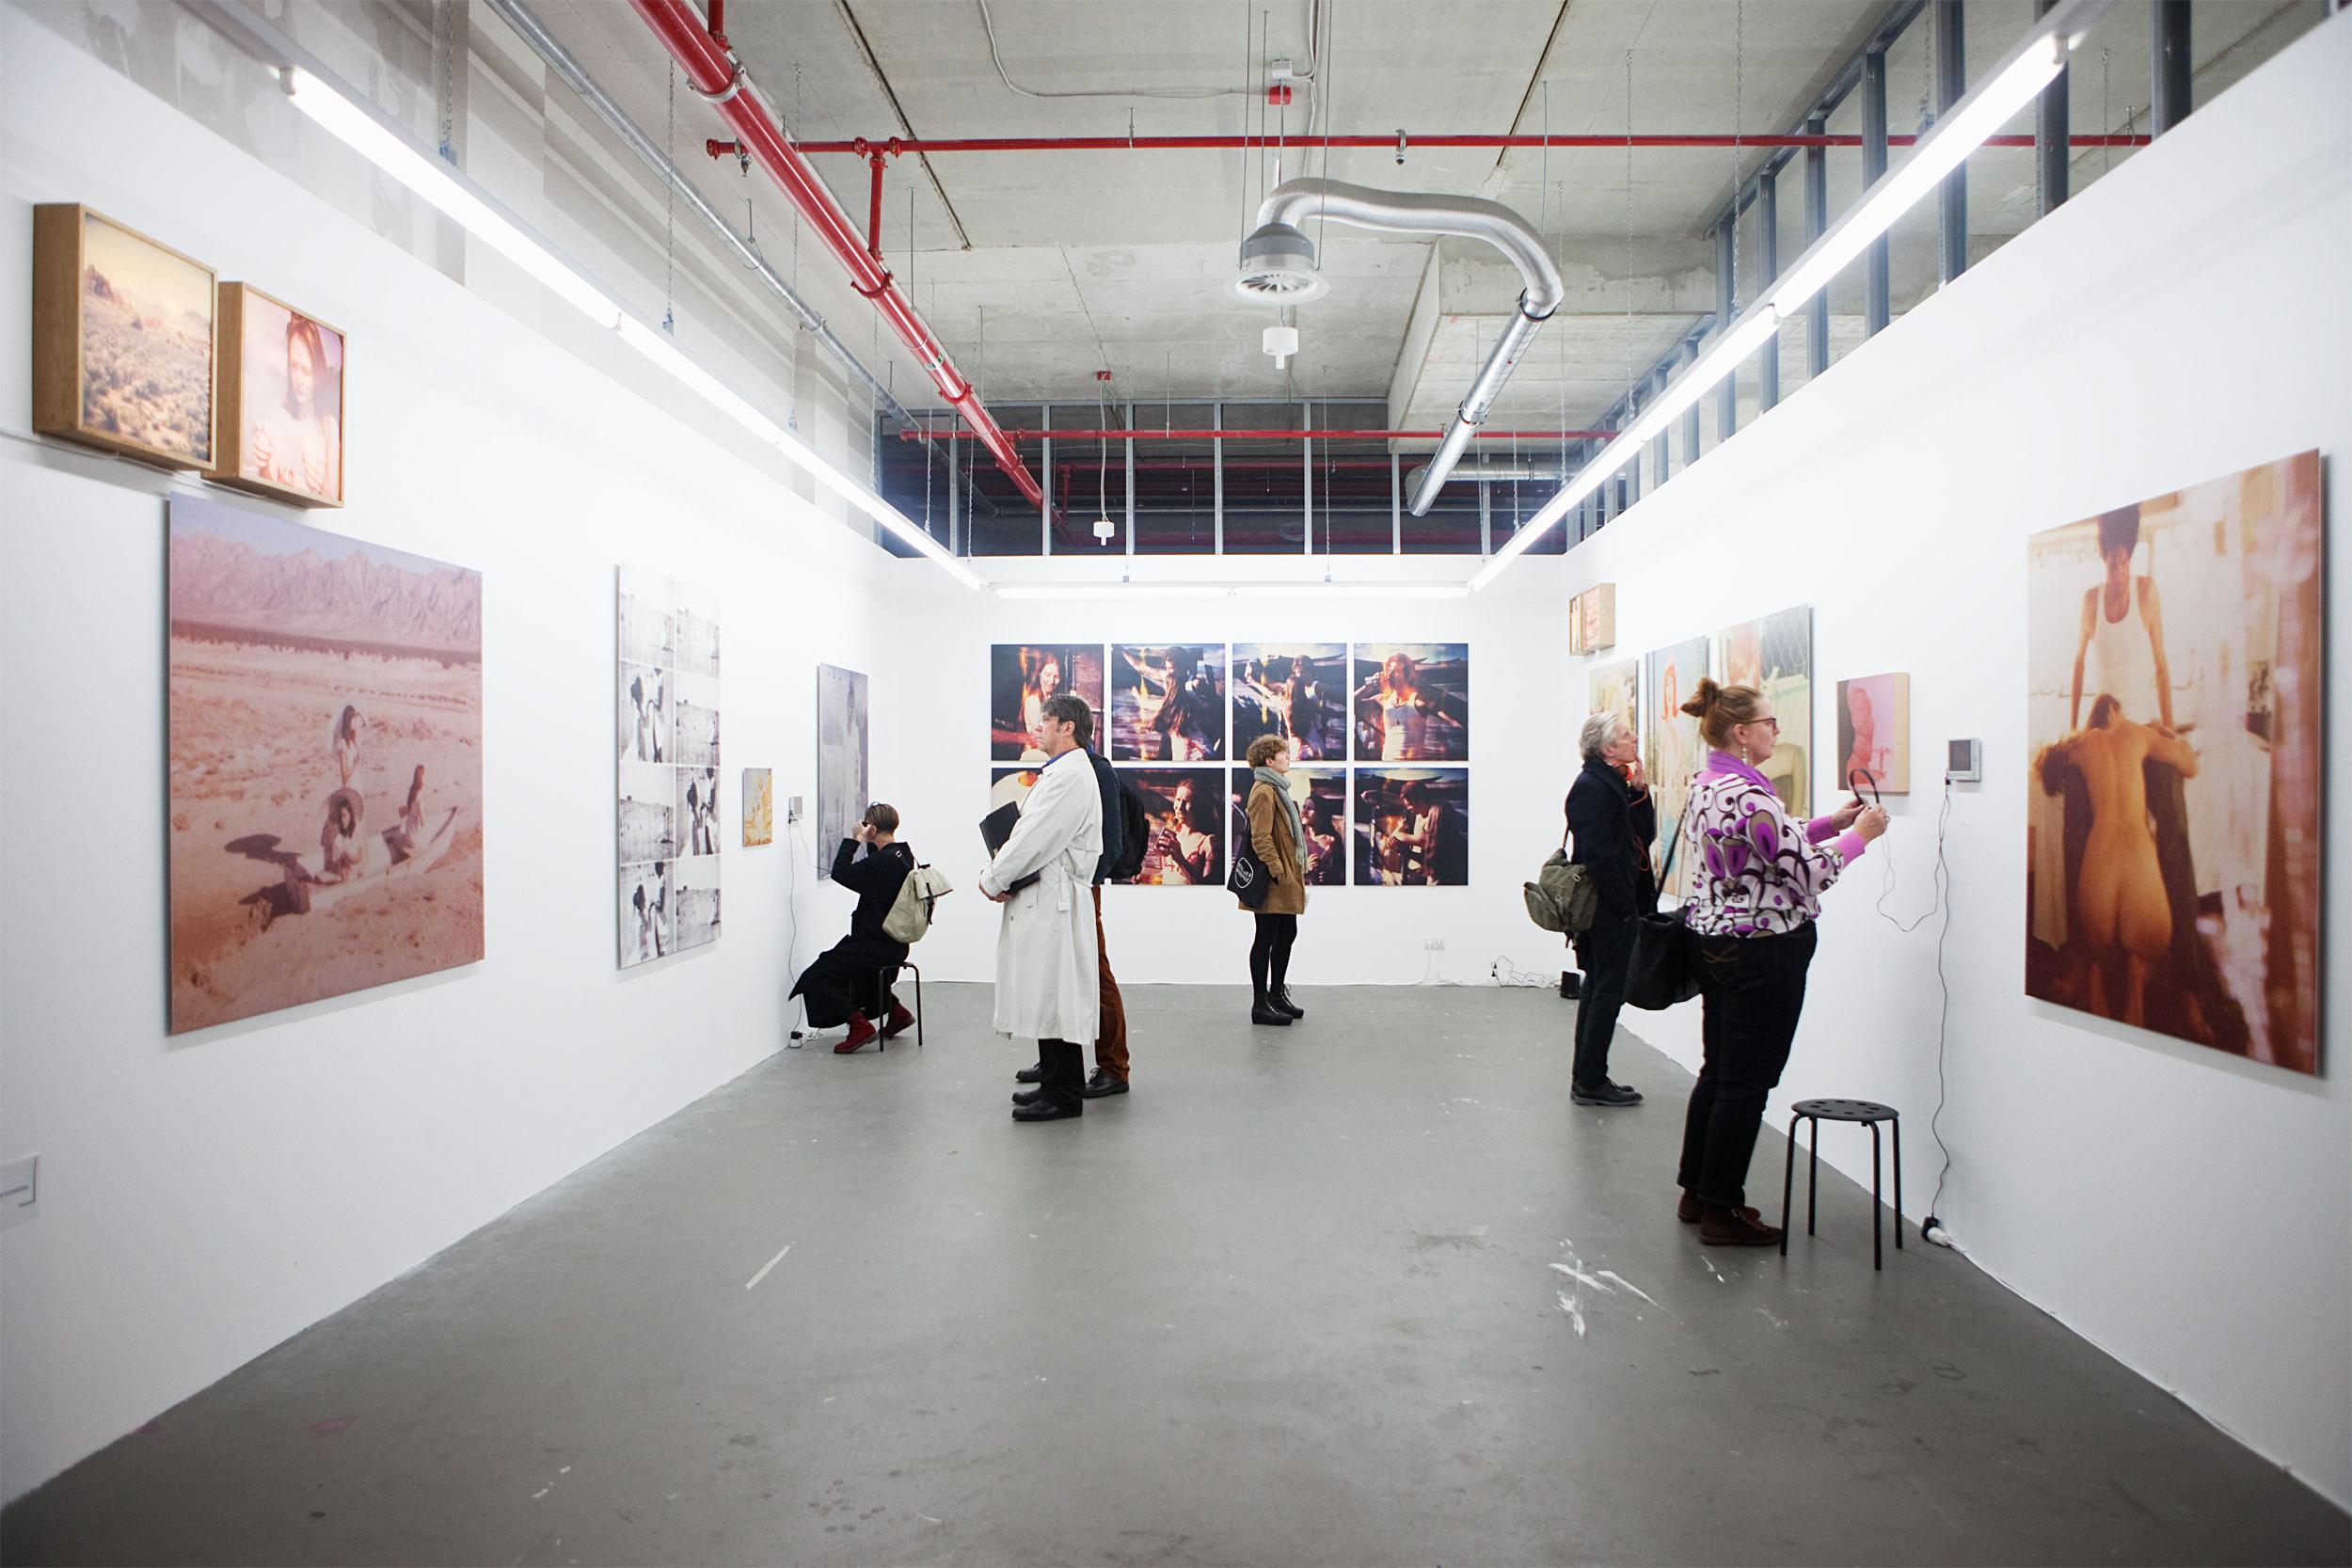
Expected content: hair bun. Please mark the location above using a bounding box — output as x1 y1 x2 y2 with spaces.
1680 676 1722 721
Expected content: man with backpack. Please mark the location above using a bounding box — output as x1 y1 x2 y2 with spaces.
1013 719 1142 1100
789 803 916 1053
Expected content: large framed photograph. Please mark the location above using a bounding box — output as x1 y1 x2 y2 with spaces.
1230 767 1346 888
1644 635 1709 895
1352 643 1470 761
991 644 1104 760
210 283 344 507
617 567 721 967
32 204 215 469
2026 451 2323 1075
1586 657 1638 743
1352 768 1470 886
167 496 482 1033
816 664 870 873
1115 768 1225 887
1232 642 1347 761
1111 644 1227 761
1715 606 1814 815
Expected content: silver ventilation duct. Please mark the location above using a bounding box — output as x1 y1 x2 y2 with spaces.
1237 179 1564 515
1402 459 1568 495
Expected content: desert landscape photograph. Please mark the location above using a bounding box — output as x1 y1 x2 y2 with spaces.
77 209 214 462
167 494 483 1033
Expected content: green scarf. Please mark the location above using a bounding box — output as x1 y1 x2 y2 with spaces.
1253 766 1306 859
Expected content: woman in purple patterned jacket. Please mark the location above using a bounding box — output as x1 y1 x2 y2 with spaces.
1674 678 1888 1246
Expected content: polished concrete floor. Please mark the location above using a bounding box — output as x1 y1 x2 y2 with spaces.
5 984 2347 1567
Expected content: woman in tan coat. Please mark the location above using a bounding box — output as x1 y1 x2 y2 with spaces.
1241 734 1308 1026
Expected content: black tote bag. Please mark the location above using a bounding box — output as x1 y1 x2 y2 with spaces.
1625 810 1698 1010
1228 834 1271 908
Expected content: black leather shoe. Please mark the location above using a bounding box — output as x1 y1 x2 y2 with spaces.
1251 1002 1293 1026
1011 1085 1044 1106
1269 988 1305 1020
1080 1070 1129 1099
1571 1080 1644 1106
1014 1062 1043 1084
1011 1098 1080 1121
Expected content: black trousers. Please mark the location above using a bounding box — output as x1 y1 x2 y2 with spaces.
1248 913 1297 999
1036 1037 1086 1111
1570 918 1636 1089
789 933 907 1028
1677 922 1818 1208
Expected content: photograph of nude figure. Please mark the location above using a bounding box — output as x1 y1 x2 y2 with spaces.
2025 451 2323 1075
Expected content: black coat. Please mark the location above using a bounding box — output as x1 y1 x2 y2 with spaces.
1086 749 1124 885
1565 757 1658 927
833 839 914 940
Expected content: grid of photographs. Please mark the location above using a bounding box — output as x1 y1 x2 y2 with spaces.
986 642 1474 888
619 566 721 966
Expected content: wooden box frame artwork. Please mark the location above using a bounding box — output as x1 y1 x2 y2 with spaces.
32 203 217 469
209 282 347 508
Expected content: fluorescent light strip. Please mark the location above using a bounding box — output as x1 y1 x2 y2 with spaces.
1468 0 2108 594
283 66 985 592
993 582 1472 601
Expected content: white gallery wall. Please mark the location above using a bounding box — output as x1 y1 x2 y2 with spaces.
0 9 883 1502
1556 15 2349 1507
864 562 1579 991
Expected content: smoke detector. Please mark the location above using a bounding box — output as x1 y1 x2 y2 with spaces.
1233 221 1327 303
1092 516 1118 544
1262 323 1299 369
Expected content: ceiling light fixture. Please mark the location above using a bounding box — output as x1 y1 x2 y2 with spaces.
280 63 985 591
1467 0 2110 594
991 581 1472 601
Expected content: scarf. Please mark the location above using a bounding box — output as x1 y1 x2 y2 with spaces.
1253 766 1306 859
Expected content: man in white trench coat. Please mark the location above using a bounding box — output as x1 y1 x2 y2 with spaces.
979 691 1104 1121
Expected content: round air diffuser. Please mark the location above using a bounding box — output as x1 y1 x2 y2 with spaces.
1232 222 1327 304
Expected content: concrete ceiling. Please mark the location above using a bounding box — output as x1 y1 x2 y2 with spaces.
522 0 2319 442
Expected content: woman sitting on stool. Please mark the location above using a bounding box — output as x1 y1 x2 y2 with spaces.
791 803 916 1053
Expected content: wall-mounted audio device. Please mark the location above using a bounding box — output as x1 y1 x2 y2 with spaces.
1946 738 1982 783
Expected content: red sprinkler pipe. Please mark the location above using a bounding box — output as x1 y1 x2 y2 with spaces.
803 131 2151 156
865 147 888 261
900 426 1617 442
629 0 1044 508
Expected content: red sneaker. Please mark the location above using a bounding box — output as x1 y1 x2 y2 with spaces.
835 1014 878 1053
880 1002 915 1039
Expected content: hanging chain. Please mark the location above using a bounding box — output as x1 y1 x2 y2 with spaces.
1622 50 1636 418
663 61 677 333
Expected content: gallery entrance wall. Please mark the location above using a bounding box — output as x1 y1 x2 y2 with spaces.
1560 15 2349 1510
0 11 897 1503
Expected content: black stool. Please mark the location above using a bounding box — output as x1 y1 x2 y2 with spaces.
1779 1098 1903 1270
875 960 923 1052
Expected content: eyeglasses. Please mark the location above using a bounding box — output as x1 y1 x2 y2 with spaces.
1740 716 1781 732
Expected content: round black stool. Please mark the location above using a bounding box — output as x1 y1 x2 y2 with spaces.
1779 1098 1902 1270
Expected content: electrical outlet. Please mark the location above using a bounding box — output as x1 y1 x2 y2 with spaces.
0 1154 37 1227
787 795 804 823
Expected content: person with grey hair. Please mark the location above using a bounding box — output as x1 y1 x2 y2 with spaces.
1564 708 1656 1107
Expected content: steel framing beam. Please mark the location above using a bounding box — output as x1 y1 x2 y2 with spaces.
1757 171 1781 410
1715 221 1738 441
1804 115 1830 379
2152 0 2191 134
1934 0 1968 284
1863 47 1892 336
2037 0 2071 213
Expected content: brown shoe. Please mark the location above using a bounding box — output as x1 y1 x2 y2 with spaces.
1699 1204 1784 1246
1678 1190 1762 1225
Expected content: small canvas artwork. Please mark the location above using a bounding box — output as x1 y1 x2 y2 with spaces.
1716 606 1815 816
992 644 1104 760
1116 768 1227 887
741 768 773 847
166 495 482 1033
33 204 215 467
1644 635 1709 895
1111 644 1227 761
212 284 344 506
1229 767 1346 888
816 664 869 872
617 566 720 966
1836 673 1911 795
1352 768 1470 886
1586 657 1638 745
1232 642 1347 761
2026 451 2323 1075
1351 643 1470 761
1575 584 1617 652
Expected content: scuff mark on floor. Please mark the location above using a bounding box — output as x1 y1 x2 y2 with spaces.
1597 1269 1659 1307
1555 1290 1586 1338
